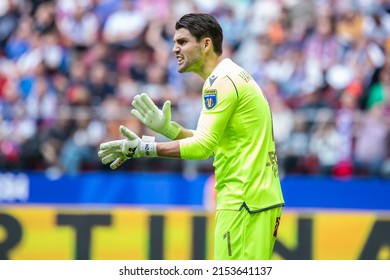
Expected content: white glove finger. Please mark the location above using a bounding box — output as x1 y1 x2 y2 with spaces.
141 93 159 112
98 148 120 159
133 94 149 115
110 157 126 170
101 153 117 165
130 108 144 122
120 125 138 140
99 140 122 150
132 100 147 117
98 149 107 158
162 100 172 118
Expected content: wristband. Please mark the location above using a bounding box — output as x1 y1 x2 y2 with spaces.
140 136 157 157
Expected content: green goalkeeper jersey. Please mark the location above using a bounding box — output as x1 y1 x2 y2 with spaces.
180 58 284 212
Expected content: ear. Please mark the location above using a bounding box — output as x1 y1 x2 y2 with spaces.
203 38 212 52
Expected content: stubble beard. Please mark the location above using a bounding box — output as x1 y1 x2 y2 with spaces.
178 46 203 74
178 58 191 73
177 56 201 74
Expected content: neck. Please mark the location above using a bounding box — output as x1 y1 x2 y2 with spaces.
198 55 224 80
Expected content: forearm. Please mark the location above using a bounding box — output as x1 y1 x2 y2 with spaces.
156 141 181 158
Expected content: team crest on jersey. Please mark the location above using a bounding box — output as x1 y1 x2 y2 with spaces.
204 89 217 109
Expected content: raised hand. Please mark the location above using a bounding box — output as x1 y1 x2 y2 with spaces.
131 93 181 139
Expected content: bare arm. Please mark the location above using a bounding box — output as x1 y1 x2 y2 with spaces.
156 127 195 158
156 141 181 158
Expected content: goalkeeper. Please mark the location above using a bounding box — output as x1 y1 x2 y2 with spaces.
98 13 284 260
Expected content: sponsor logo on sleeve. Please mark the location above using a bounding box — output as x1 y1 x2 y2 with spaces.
209 75 218 86
204 89 217 110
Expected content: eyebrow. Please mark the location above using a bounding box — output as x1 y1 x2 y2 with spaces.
173 37 187 44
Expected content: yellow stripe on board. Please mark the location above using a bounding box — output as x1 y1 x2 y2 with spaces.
164 210 192 260
314 212 375 260
93 208 149 260
7 207 74 260
0 207 389 260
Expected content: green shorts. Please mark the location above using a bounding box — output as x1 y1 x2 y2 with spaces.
214 206 282 260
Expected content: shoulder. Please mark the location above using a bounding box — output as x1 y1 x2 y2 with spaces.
206 59 245 89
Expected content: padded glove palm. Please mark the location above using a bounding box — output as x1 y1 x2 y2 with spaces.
131 93 181 139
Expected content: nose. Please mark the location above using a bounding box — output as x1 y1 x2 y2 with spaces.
172 43 179 54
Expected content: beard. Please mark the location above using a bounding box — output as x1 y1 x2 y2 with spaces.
177 47 203 74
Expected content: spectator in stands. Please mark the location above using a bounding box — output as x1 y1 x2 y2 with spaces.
32 1 56 34
102 0 147 50
354 103 389 176
60 110 100 174
280 112 311 174
304 11 339 72
333 84 361 177
309 109 341 175
366 66 390 110
86 61 116 105
362 5 390 47
56 2 99 50
25 75 58 123
5 16 35 60
271 96 294 167
40 107 73 173
0 0 20 49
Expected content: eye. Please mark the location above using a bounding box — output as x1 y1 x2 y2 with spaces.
176 39 187 46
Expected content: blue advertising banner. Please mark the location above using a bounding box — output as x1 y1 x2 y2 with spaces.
0 171 207 206
0 171 389 210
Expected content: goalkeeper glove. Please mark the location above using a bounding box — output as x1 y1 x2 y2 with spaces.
98 125 156 170
131 93 181 140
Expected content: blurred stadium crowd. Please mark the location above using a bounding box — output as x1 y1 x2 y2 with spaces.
0 0 389 178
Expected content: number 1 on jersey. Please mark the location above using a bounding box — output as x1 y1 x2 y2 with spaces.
223 231 232 256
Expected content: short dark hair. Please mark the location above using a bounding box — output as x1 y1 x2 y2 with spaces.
175 13 223 56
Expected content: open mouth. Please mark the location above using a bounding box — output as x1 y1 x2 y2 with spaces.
177 56 184 65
